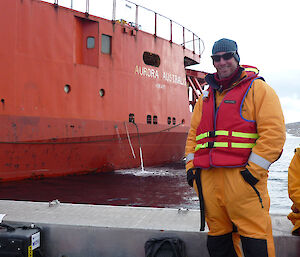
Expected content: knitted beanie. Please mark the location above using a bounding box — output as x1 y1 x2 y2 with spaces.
212 38 240 63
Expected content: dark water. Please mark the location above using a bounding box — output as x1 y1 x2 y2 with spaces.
0 134 299 215
268 134 300 214
0 162 198 209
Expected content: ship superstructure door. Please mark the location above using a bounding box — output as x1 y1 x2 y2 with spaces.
75 17 99 67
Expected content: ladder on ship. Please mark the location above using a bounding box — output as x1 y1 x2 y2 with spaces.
186 69 207 111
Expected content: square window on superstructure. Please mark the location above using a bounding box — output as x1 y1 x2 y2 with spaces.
101 34 111 54
87 36 95 49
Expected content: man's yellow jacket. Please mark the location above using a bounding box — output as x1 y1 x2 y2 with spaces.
185 67 286 180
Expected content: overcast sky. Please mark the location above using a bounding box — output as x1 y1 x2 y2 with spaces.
47 0 300 123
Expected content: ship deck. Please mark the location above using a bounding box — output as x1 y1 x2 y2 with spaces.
1 200 299 257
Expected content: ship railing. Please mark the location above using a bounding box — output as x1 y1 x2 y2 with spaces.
44 0 205 56
186 69 208 112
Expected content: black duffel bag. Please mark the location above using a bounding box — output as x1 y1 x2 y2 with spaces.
145 237 187 257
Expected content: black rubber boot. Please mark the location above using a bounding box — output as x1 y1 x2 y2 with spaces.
240 235 268 257
207 233 238 257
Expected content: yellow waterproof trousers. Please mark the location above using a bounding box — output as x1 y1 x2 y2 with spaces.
196 167 275 257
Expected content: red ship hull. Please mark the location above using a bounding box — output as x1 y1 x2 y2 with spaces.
0 0 205 181
1 116 188 181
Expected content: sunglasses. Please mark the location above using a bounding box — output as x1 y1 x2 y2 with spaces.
211 51 235 62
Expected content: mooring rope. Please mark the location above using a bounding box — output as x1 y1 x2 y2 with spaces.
124 121 136 159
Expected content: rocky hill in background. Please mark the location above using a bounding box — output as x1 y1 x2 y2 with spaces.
286 122 300 137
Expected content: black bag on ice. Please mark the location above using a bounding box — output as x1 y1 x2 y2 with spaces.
145 237 187 257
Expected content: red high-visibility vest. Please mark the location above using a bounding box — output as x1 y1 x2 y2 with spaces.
193 67 261 169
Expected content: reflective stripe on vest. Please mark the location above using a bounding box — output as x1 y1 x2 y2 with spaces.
195 130 258 151
232 143 256 148
248 152 271 170
196 142 255 150
195 142 229 151
196 130 229 141
232 131 259 139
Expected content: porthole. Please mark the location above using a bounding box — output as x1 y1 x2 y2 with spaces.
167 117 171 125
64 84 71 94
129 113 135 123
147 115 152 124
99 89 105 97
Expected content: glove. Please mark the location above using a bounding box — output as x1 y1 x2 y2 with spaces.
186 169 195 187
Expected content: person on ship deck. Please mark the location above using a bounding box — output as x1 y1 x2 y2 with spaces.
288 147 300 236
185 38 286 257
